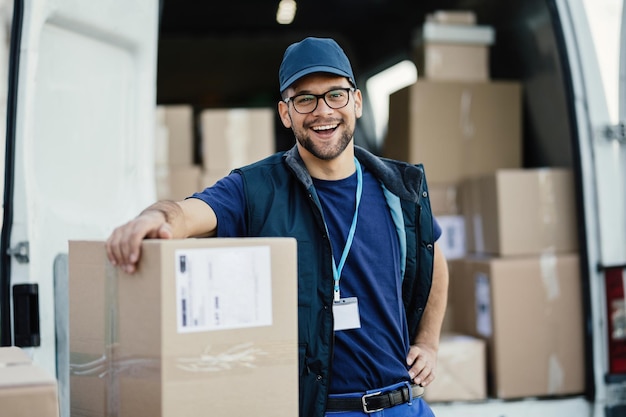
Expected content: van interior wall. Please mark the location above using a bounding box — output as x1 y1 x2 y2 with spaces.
156 36 293 157
155 0 575 169
485 0 575 169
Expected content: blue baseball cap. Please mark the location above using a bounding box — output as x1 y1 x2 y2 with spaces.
279 37 356 93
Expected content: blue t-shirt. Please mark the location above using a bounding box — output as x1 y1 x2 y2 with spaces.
191 167 442 393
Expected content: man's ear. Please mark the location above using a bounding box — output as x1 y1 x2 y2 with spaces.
354 89 363 119
278 101 292 128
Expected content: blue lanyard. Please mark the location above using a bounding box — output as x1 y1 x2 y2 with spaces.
332 158 363 301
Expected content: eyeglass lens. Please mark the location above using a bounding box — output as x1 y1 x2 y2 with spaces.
292 88 351 113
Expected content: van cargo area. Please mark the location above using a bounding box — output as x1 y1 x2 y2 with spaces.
1 0 624 416
150 1 621 415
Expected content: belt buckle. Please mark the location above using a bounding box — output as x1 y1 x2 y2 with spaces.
361 391 383 414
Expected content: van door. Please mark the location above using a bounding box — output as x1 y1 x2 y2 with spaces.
0 0 159 405
557 0 626 414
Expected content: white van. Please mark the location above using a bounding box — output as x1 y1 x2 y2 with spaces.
0 1 623 416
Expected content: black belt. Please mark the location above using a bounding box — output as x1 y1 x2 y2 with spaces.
326 384 424 414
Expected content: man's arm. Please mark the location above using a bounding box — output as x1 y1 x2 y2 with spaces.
406 241 449 386
106 198 217 273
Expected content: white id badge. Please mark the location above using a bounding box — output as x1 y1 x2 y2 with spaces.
333 297 361 331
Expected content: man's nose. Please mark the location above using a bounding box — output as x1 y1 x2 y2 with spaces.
312 96 333 114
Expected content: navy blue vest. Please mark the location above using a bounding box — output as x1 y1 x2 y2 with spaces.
235 145 434 417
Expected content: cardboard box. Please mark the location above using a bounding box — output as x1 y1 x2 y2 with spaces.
0 347 60 417
447 254 585 399
462 168 578 256
155 164 203 201
436 215 466 260
440 259 464 334
415 43 490 82
423 333 487 402
426 10 477 25
429 183 460 216
0 346 31 365
69 238 298 417
420 21 495 45
384 81 522 184
199 171 226 190
156 105 195 166
200 108 275 176
413 22 495 81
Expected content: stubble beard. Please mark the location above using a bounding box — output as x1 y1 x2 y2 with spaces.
294 126 353 161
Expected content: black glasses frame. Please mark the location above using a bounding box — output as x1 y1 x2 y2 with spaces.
284 87 355 114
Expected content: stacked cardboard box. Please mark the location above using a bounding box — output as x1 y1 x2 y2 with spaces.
383 78 523 402
383 15 517 399
448 252 584 399
387 10 520 264
385 80 522 185
0 346 60 417
412 10 495 82
155 105 203 201
428 183 460 216
462 168 579 256
386 10 584 402
423 333 487 403
429 184 466 261
385 80 522 262
199 108 276 187
435 215 466 261
68 238 298 417
445 168 584 400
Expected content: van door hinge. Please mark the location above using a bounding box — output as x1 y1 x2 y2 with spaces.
7 241 29 263
603 123 626 143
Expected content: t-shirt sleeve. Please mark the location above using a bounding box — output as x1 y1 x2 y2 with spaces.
188 172 246 237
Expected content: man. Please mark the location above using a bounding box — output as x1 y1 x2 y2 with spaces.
107 37 448 417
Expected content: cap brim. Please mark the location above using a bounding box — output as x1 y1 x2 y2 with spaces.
280 65 354 93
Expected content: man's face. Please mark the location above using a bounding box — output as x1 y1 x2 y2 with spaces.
278 73 363 161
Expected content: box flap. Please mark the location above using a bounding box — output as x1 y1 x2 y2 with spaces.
0 364 57 389
422 22 495 45
0 346 32 366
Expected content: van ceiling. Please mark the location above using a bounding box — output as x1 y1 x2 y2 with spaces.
156 0 489 108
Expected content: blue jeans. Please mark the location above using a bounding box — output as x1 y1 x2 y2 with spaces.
325 381 436 417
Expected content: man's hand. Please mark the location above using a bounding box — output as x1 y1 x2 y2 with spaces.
406 343 438 387
106 209 173 274
105 199 218 274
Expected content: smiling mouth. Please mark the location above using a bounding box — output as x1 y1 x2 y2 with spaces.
311 123 338 132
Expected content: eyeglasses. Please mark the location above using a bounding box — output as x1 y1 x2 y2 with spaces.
284 87 355 114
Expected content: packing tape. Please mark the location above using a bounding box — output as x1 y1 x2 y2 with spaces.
459 89 475 139
474 272 492 337
538 169 558 251
547 354 565 394
468 178 485 253
67 260 121 416
175 341 268 373
472 214 485 253
104 261 121 416
540 252 560 301
444 185 459 215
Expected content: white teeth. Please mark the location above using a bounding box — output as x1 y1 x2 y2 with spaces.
312 124 337 131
